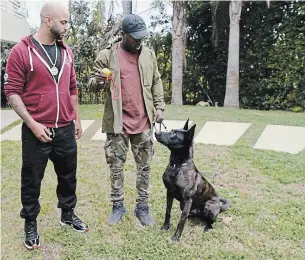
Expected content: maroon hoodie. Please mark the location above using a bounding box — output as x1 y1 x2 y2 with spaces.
4 35 78 128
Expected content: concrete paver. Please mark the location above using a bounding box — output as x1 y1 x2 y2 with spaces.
81 120 95 133
0 120 95 141
90 120 193 141
254 125 305 154
1 118 304 155
0 123 22 141
91 128 107 141
1 110 20 129
194 121 251 145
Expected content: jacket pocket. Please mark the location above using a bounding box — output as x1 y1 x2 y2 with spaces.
31 94 54 115
141 64 153 88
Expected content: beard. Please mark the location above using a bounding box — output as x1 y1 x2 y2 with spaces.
123 43 141 53
50 27 65 40
131 44 141 53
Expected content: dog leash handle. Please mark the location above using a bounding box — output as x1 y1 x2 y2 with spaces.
161 121 167 131
153 121 167 132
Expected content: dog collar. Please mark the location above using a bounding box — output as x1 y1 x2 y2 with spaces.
171 163 188 168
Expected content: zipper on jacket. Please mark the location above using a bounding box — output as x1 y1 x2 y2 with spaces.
55 83 59 128
31 47 67 128
55 52 66 128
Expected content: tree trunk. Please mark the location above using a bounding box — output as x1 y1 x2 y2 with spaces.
171 1 186 105
122 0 132 16
224 0 242 108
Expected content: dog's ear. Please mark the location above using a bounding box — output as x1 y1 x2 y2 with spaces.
187 124 196 141
183 119 189 130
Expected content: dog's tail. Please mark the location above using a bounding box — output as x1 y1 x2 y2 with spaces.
219 198 230 212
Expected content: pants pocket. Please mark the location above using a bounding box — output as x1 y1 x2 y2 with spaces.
104 140 115 165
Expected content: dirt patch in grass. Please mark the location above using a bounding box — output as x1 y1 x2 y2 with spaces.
42 244 63 260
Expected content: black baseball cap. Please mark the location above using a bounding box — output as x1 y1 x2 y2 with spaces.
122 14 149 40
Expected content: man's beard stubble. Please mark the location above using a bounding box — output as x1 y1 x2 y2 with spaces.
123 43 141 54
50 27 64 41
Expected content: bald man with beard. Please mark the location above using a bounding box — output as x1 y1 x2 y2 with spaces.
4 1 88 250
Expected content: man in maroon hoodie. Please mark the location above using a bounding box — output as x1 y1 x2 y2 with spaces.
4 1 88 250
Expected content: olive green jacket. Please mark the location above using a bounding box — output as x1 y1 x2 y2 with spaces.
93 37 165 134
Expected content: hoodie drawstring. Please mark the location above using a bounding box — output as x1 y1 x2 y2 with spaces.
28 46 33 72
67 51 72 63
47 127 56 138
51 128 55 138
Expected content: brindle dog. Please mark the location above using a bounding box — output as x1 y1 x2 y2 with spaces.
155 119 230 241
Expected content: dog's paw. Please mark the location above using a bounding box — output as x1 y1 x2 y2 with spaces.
171 235 180 242
204 226 213 232
161 224 170 231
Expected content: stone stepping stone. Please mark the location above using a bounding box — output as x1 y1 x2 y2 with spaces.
254 125 305 154
80 120 95 133
91 120 193 141
194 121 251 145
1 110 20 129
0 123 22 141
91 128 107 141
0 120 95 141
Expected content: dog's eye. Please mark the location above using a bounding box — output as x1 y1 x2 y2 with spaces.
171 132 177 138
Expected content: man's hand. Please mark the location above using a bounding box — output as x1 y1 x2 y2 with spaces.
75 120 82 140
155 109 164 123
28 121 52 143
95 71 106 85
70 95 82 140
94 69 109 86
8 94 52 142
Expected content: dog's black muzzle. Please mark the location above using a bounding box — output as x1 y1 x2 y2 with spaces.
154 121 168 144
154 130 166 143
154 130 186 149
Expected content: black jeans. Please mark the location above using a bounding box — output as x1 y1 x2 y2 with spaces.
20 122 77 220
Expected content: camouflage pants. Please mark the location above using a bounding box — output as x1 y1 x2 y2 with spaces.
104 129 154 203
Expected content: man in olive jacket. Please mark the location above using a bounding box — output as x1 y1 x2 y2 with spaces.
92 14 165 226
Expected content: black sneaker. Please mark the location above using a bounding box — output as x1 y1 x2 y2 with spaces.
24 220 40 250
108 201 126 225
60 209 89 232
134 203 154 226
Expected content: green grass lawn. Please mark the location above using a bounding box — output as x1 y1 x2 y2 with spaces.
1 105 305 259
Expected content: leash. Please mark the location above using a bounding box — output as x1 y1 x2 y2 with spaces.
101 68 121 100
106 74 121 100
153 121 168 132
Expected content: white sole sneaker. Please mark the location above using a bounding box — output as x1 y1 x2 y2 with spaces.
23 240 40 250
60 220 89 232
